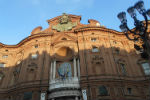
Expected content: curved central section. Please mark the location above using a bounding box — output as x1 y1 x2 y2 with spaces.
48 46 81 100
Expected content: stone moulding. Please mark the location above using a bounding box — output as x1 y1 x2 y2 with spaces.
48 90 81 99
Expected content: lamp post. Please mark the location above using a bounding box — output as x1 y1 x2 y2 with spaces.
117 0 150 59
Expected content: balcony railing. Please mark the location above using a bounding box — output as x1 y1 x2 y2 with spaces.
49 77 80 91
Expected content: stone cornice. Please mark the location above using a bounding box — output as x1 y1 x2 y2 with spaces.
0 33 52 48
0 27 124 48
74 26 123 35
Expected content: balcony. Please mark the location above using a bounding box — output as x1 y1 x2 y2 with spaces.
49 77 80 91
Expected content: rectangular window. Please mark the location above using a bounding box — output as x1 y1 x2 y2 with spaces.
92 47 99 52
0 63 5 67
23 92 32 100
91 38 96 42
31 54 38 59
2 55 8 58
127 88 132 95
34 45 38 48
141 63 150 75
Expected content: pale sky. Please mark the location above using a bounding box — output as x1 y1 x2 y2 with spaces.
0 0 150 45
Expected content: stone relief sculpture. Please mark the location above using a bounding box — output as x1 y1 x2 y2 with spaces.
27 62 38 72
91 55 104 65
52 13 77 32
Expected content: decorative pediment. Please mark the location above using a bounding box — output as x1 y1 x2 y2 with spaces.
47 13 81 32
52 33 77 45
52 13 77 32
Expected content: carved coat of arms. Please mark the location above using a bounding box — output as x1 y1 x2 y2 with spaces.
52 13 77 32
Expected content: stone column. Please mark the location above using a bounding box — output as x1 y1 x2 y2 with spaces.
53 60 56 80
50 61 53 82
74 57 77 77
77 59 80 79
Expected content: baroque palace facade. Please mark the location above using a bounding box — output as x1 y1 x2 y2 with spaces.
0 13 150 100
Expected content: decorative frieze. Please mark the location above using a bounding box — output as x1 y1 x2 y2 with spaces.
91 55 104 65
27 62 38 72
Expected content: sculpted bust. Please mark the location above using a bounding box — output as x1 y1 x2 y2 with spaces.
52 13 77 32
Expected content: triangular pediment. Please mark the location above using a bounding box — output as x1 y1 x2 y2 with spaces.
52 33 77 45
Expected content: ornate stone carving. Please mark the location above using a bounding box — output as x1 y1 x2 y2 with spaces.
52 13 77 32
117 59 126 64
91 55 104 65
27 62 38 72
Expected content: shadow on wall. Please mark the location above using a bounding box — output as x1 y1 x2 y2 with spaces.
0 45 149 100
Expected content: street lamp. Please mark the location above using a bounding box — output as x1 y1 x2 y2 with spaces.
117 0 150 59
